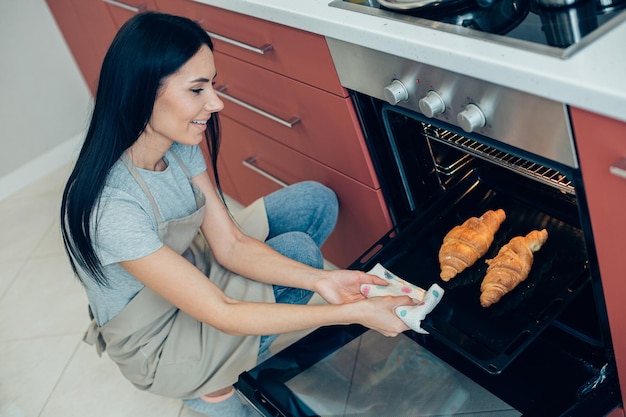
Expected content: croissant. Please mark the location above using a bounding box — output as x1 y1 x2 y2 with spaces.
438 209 506 281
480 229 548 307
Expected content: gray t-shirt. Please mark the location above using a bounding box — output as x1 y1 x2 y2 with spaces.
82 143 206 326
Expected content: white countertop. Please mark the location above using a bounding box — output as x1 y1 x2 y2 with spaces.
194 0 626 123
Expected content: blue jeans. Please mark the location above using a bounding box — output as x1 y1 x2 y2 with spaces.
258 181 338 356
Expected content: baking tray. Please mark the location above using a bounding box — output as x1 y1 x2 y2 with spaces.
350 166 590 374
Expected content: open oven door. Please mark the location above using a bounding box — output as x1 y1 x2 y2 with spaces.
236 165 621 417
236 324 520 417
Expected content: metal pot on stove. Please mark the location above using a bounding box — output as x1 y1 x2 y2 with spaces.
533 0 599 47
377 0 531 34
596 0 626 12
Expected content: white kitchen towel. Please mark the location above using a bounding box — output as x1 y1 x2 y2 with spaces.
361 263 444 334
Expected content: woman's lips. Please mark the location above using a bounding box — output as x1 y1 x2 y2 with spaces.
191 120 208 131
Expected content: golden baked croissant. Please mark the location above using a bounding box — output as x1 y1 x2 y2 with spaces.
438 209 506 281
480 229 548 307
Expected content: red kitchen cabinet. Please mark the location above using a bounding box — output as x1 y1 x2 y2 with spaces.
213 51 379 188
196 3 391 267
219 116 392 267
47 0 393 268
153 0 196 16
156 0 391 267
46 0 157 95
181 2 346 97
571 106 626 412
46 0 117 94
102 0 159 28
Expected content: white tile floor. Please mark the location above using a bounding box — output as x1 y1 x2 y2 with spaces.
0 164 317 417
0 164 182 417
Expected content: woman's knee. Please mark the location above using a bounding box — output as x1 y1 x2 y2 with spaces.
265 231 324 269
266 181 337 216
299 181 338 220
264 181 338 246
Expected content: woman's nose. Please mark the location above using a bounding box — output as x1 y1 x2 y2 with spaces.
205 89 224 113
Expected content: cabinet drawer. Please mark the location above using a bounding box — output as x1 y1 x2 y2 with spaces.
46 0 114 94
219 116 392 268
187 2 345 96
154 0 196 16
214 51 379 189
102 0 158 28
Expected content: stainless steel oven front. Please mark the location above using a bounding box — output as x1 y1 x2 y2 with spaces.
235 39 622 417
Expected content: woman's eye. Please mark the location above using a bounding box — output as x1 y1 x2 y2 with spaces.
191 88 204 95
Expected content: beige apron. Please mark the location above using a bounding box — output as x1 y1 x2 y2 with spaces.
83 152 274 399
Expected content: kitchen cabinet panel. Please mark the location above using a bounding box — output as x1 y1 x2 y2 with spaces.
214 51 379 189
47 0 158 95
153 0 196 16
46 0 392 268
46 0 119 94
219 116 392 268
571 106 626 408
190 2 346 97
103 0 159 28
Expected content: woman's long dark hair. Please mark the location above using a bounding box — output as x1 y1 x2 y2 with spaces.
60 12 221 287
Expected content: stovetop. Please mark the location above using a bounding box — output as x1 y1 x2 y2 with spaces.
330 0 626 58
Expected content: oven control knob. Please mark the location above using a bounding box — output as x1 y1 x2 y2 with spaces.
383 80 409 105
457 104 486 133
419 91 446 118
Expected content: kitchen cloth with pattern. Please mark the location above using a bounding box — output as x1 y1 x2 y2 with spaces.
360 263 444 334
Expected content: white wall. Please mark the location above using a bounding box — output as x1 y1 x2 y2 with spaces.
0 0 92 200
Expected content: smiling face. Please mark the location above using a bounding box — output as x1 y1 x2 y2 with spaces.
141 45 224 149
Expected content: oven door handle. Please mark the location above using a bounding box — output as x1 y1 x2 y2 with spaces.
609 158 626 179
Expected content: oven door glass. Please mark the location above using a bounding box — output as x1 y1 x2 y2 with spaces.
236 325 520 417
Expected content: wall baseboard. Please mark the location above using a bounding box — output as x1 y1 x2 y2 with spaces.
0 133 84 202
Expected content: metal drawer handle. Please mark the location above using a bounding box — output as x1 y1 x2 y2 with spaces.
206 31 273 55
102 0 143 13
215 86 300 128
242 158 289 188
609 158 626 179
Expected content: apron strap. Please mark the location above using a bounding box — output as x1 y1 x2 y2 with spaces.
168 150 205 211
83 306 106 356
120 150 204 220
168 151 192 179
120 152 164 224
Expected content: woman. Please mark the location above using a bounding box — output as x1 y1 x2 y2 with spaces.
60 11 415 417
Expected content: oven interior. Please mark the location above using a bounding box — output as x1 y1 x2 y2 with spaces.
236 97 621 416
348 98 620 412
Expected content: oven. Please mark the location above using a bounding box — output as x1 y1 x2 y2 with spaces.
235 24 623 417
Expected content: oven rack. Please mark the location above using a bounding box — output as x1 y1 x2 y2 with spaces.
423 125 576 195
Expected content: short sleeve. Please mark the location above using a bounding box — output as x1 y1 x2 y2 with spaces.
93 190 164 266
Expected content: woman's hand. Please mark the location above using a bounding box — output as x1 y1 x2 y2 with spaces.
313 269 387 304
355 295 415 337
314 269 416 336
